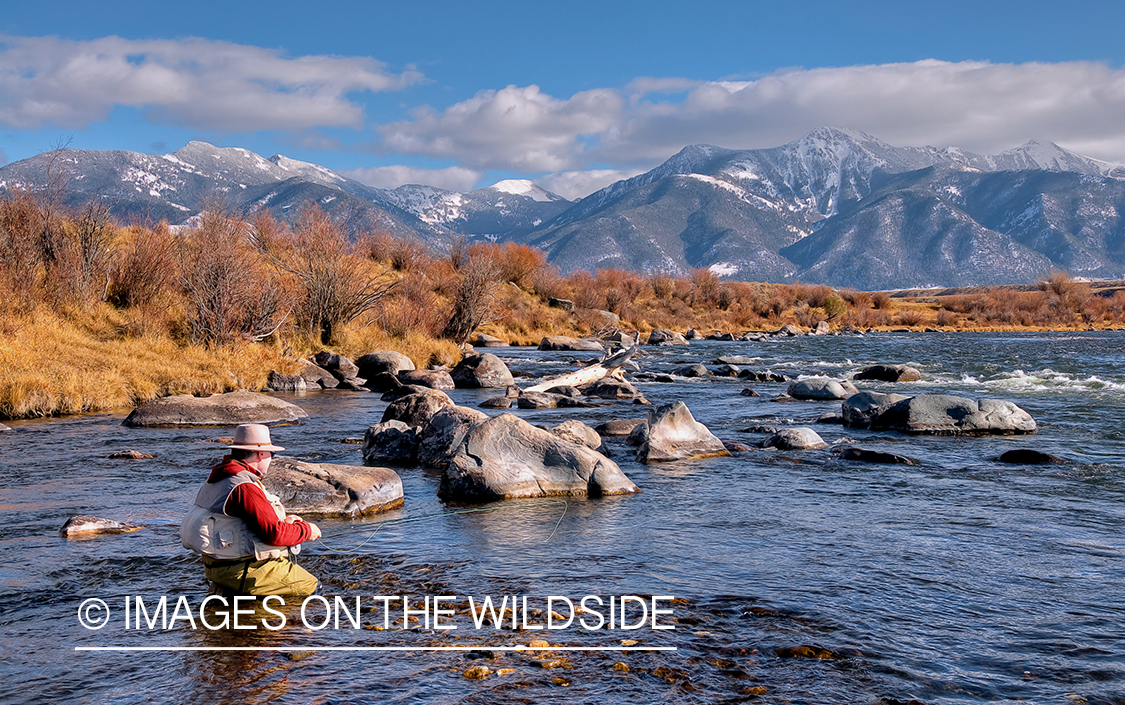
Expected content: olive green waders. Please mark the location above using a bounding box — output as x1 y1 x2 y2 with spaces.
202 554 318 596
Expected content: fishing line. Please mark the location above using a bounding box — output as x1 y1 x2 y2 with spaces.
314 499 569 554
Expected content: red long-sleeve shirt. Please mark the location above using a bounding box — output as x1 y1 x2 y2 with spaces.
207 457 311 547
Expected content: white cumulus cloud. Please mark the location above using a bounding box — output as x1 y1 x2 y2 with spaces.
534 168 645 200
0 35 422 132
374 60 1125 174
341 164 484 192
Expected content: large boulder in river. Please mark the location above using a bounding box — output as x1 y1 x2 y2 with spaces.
123 390 308 427
312 352 360 381
397 369 455 390
775 324 804 337
788 378 859 400
583 377 640 399
356 351 415 379
538 336 604 352
439 414 638 500
635 401 731 463
381 390 454 428
299 360 339 389
867 394 1037 435
647 329 689 346
266 371 308 392
761 428 827 450
853 364 922 382
451 353 514 389
842 391 910 428
418 406 489 468
471 333 509 347
362 420 419 465
266 458 402 517
548 420 609 455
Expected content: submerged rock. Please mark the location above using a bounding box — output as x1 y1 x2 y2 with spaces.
787 378 859 400
439 414 638 500
867 394 1037 435
854 364 923 382
451 353 514 389
59 515 141 537
740 388 760 397
267 458 403 516
673 364 710 378
997 449 1063 464
761 428 827 450
836 446 916 465
635 401 731 463
740 370 787 383
122 390 308 428
107 449 154 459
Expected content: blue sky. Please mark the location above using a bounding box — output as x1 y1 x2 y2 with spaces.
2 0 1125 197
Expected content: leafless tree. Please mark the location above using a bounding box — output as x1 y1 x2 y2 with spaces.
441 254 504 344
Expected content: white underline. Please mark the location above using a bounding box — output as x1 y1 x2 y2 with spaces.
75 646 676 652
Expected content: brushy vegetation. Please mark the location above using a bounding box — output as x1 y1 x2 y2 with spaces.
3 191 1124 419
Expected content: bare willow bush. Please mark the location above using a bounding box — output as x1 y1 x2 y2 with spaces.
45 201 115 307
255 208 398 345
179 211 288 346
109 223 177 309
441 254 504 343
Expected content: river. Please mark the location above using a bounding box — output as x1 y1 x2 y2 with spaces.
1 332 1122 704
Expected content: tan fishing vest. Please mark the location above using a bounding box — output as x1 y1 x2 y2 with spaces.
180 470 298 561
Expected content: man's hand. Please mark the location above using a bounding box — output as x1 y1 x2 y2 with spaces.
307 522 322 541
284 514 301 524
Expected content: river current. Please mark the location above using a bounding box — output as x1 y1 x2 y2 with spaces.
1 332 1122 704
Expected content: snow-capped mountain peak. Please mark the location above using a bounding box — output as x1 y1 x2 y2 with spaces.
487 179 561 202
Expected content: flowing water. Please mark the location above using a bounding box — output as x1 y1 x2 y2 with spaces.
1 332 1123 704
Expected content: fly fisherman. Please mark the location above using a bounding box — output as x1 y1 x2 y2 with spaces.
181 424 321 596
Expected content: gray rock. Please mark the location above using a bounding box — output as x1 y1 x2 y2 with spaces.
706 332 736 341
771 394 797 403
647 329 689 346
548 420 609 455
837 446 916 464
635 401 731 463
583 377 640 399
59 515 140 537
740 369 787 383
365 372 403 393
313 351 359 381
548 297 575 311
480 397 512 409
451 353 514 389
775 324 804 336
741 424 781 433
417 406 488 468
538 336 604 352
685 329 703 340
380 384 431 401
471 333 509 347
0 423 9 432
544 385 582 397
868 394 1037 435
787 378 859 400
266 458 403 517
122 390 308 428
356 351 415 379
595 418 646 437
854 364 923 382
814 321 831 335
602 330 636 346
266 371 308 392
381 390 455 428
723 440 754 452
816 412 844 424
362 420 419 465
674 364 710 378
397 369 455 390
299 360 338 389
517 392 566 409
761 428 827 450
842 391 910 428
711 364 742 377
439 414 638 500
336 377 369 391
740 388 760 397
715 356 757 365
626 420 649 446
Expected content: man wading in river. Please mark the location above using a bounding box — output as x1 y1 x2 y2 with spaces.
181 424 321 596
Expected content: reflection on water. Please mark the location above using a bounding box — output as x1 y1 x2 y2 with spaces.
1 332 1124 703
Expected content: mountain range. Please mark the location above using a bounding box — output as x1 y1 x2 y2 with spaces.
2 127 1123 290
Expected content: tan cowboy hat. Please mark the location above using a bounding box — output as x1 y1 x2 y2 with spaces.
227 423 285 452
